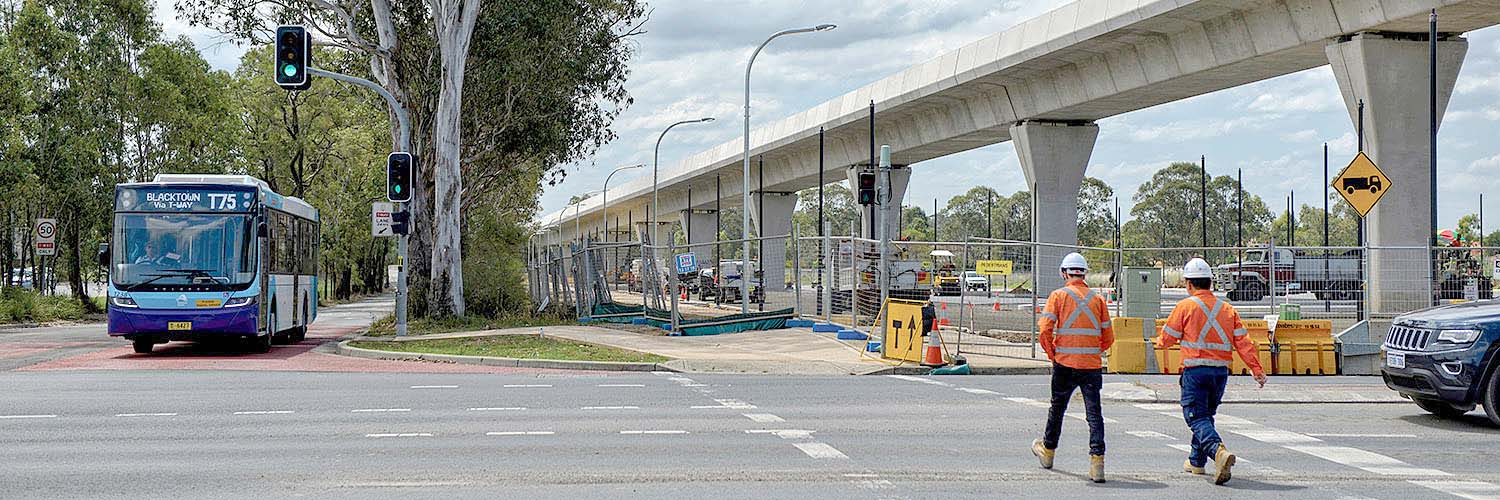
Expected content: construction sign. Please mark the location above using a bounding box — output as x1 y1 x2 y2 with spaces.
883 298 928 362
1332 152 1391 217
975 260 1013 275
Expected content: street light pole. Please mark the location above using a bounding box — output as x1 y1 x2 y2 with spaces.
653 118 715 241
603 164 643 287
742 23 835 314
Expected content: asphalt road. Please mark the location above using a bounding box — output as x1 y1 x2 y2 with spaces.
1 370 1495 499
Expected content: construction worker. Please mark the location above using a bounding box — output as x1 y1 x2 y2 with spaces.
1155 257 1267 485
1030 252 1113 483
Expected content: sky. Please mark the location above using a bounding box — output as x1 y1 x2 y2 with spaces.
155 0 1500 229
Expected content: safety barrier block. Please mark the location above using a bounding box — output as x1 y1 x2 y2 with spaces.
837 329 869 341
785 319 816 328
811 323 842 333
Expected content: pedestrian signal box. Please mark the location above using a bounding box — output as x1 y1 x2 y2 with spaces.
857 171 876 205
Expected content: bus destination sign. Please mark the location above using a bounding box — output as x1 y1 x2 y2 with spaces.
116 186 257 213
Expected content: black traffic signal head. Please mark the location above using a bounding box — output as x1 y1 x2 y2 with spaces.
857 171 876 205
391 210 411 236
275 25 310 89
387 152 414 202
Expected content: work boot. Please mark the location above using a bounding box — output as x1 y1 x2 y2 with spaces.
1211 444 1236 485
1183 459 1205 475
1089 454 1105 483
1031 439 1055 469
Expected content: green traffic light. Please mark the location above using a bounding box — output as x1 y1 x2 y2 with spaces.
282 63 298 78
394 185 402 193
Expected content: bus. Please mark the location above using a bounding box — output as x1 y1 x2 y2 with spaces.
102 174 320 354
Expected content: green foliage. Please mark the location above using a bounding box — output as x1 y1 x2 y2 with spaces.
0 288 87 323
350 334 669 363
363 312 569 337
462 208 533 317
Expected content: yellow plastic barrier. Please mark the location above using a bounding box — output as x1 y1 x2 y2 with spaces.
1141 318 1336 375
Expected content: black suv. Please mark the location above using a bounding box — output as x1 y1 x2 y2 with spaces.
1382 300 1500 426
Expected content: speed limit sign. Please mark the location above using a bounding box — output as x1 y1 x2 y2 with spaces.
35 219 56 256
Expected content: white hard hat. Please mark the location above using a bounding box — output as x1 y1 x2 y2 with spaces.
1060 252 1088 272
1183 258 1213 279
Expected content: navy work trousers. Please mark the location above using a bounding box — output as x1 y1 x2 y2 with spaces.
1043 363 1105 456
1180 366 1230 467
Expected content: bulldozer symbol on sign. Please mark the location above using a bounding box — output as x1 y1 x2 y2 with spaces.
1342 175 1382 195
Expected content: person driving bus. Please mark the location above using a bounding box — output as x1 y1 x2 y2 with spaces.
134 242 179 267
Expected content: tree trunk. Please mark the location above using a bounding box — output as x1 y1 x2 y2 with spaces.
426 0 480 318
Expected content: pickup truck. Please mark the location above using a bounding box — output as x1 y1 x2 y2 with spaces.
1213 247 1361 301
1381 300 1500 426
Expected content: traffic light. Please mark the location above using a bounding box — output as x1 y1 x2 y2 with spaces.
387 152 413 202
391 210 410 236
857 171 876 205
275 25 310 90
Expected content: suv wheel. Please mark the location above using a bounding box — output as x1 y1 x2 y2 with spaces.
1414 397 1470 419
1484 367 1500 427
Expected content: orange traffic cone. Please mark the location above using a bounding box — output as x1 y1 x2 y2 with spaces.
681 289 688 301
992 302 1001 312
940 302 947 310
922 319 946 367
938 318 950 326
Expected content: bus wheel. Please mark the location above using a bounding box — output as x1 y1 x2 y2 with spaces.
132 339 153 354
248 333 272 354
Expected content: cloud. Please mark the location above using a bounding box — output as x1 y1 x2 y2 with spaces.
1326 131 1356 155
1280 129 1319 143
1125 115 1281 142
1456 73 1500 95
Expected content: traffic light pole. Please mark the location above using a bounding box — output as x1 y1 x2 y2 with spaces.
308 67 411 336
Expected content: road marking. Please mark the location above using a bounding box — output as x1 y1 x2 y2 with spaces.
1412 480 1500 500
1286 446 1450 476
886 374 953 387
1307 433 1418 438
581 406 639 410
504 384 551 388
114 413 177 417
1126 430 1174 440
1232 428 1323 444
486 431 554 436
691 405 735 409
467 407 526 411
712 399 756 409
843 473 881 478
955 387 999 395
620 430 688 434
352 408 411 413
233 410 293 415
1135 403 1180 411
793 442 849 459
1003 397 1118 423
0 414 56 419
746 429 815 439
598 384 645 387
744 413 785 423
366 433 433 438
410 385 458 389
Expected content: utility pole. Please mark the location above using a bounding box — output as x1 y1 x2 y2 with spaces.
1200 155 1208 248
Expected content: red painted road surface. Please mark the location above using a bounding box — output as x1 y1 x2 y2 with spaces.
18 324 583 374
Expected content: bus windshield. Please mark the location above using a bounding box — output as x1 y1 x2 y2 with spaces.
111 213 256 289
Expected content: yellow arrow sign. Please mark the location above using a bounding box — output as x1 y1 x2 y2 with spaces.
1331 152 1392 217
975 260 1013 275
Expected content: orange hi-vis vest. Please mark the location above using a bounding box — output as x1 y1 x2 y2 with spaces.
1156 289 1264 377
1038 278 1114 370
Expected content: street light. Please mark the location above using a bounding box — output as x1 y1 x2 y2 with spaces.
652 118 715 239
570 189 602 244
741 23 836 313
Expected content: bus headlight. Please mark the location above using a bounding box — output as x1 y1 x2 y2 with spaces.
224 296 256 307
111 296 138 308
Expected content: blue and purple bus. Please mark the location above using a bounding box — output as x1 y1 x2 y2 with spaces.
103 174 320 353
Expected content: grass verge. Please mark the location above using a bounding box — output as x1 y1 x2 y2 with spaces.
363 313 571 337
0 289 92 323
349 335 669 363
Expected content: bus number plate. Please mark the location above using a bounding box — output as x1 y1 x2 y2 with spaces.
168 322 192 331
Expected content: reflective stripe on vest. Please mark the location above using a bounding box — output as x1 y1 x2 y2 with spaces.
1056 346 1102 355
1233 328 1248 337
1040 312 1058 322
1187 296 1233 351
1163 325 1184 339
1184 357 1231 367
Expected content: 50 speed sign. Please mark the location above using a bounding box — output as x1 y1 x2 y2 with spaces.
35 219 56 257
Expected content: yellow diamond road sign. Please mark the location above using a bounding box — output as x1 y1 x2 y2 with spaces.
1332 152 1391 217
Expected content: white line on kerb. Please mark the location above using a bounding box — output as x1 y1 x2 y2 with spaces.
0 414 56 419
504 384 552 388
793 442 849 459
115 413 177 417
352 408 411 413
410 385 458 389
486 431 554 436
467 407 526 411
581 406 639 410
598 384 645 387
744 413 785 423
366 433 433 438
620 430 687 434
233 410 293 415
1307 433 1419 438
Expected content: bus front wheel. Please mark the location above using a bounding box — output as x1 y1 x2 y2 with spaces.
248 333 272 354
132 339 153 354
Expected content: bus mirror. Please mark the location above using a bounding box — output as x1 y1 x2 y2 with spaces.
96 243 109 268
257 222 268 238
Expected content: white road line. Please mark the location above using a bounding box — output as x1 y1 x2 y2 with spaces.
793 442 849 459
581 406 639 410
955 387 999 395
1134 403 1180 411
598 384 645 387
843 473 881 478
712 399 757 409
233 410 293 415
744 413 785 423
467 407 526 411
746 429 815 439
1231 428 1323 444
410 385 458 389
1002 397 1118 424
114 413 177 417
620 430 688 434
1165 444 1285 476
486 431 554 436
886 374 953 387
691 405 735 409
366 433 433 438
1307 433 1419 438
504 384 552 388
1126 430 1174 440
1412 480 1500 500
352 408 411 413
1286 446 1451 476
0 414 56 419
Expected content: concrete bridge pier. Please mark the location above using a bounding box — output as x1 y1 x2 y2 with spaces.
1011 120 1099 294
679 209 718 267
751 192 797 290
1326 32 1467 315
